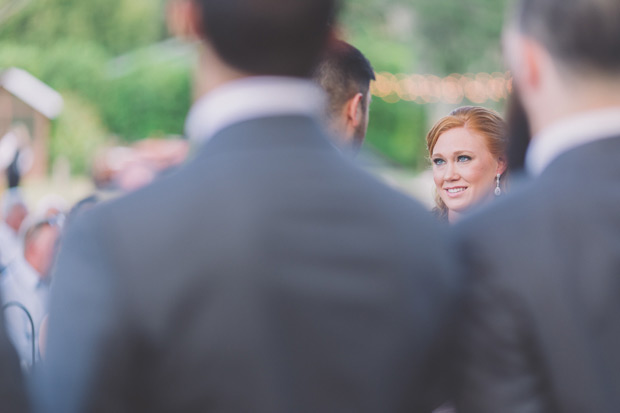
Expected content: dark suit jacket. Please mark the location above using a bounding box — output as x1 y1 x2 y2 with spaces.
455 136 620 412
0 295 29 412
40 115 462 412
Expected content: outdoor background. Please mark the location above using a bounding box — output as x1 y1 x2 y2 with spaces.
0 0 511 203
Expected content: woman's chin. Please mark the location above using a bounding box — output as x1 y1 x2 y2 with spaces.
444 192 495 219
442 199 472 215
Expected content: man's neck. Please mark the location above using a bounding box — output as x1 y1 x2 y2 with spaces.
184 76 325 145
529 78 620 137
193 43 249 100
526 106 620 176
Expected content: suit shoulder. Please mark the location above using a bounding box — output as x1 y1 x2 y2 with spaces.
453 176 563 298
342 161 433 217
456 177 551 243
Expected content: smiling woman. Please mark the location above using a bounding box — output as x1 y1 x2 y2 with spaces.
426 106 507 223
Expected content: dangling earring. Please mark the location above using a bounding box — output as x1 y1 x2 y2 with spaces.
495 173 502 196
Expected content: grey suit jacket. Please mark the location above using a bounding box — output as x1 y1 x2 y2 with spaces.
0 294 29 413
40 115 462 412
455 136 620 412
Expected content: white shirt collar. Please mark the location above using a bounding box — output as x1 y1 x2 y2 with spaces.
0 222 18 241
8 255 44 292
0 222 21 267
185 76 326 146
526 107 620 176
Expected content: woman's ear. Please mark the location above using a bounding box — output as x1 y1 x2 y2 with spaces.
497 156 508 175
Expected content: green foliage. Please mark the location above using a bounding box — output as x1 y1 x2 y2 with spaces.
341 0 419 73
50 93 108 175
340 0 509 168
414 0 507 75
366 99 428 168
0 40 109 100
0 40 111 174
103 56 192 141
0 0 510 173
0 0 165 54
341 0 508 75
341 0 428 168
0 40 192 140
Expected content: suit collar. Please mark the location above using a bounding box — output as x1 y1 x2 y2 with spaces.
195 115 337 158
7 255 45 292
526 107 620 176
185 77 326 147
539 134 620 183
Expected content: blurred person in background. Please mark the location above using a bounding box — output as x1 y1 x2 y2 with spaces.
0 188 29 269
35 194 68 222
455 0 620 411
1 218 60 370
91 139 189 193
0 307 29 412
313 39 375 155
37 195 97 362
0 124 34 189
426 106 508 223
40 0 462 411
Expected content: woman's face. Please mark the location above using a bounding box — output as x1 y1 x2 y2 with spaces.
431 127 504 218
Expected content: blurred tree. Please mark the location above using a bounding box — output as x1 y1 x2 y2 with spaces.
414 0 507 75
0 0 191 154
0 0 510 172
50 93 108 175
366 99 428 168
339 0 509 168
103 51 192 141
340 0 427 167
341 0 507 75
0 0 166 54
340 0 418 73
0 40 108 99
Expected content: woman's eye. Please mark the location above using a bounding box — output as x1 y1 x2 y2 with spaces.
457 155 472 162
432 158 445 166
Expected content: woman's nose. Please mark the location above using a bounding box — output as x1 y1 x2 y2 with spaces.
444 162 459 181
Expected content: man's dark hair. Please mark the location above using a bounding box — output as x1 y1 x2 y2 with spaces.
515 0 620 74
505 89 531 173
313 40 375 120
195 0 338 77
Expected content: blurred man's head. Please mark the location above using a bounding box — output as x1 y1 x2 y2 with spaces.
313 40 375 154
182 0 338 79
504 0 620 133
23 220 60 279
2 189 28 234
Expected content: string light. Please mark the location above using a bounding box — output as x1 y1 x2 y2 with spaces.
371 71 512 104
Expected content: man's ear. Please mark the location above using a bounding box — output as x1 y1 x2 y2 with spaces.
520 37 547 91
505 30 545 93
325 26 340 49
346 93 364 127
167 0 204 40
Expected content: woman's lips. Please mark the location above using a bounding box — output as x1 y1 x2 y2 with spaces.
444 186 467 198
